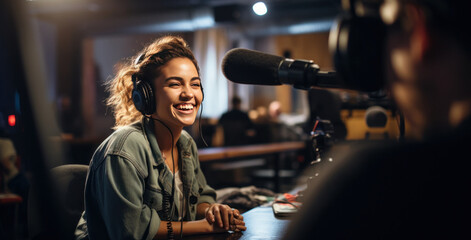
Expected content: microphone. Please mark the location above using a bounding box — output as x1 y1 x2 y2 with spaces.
221 48 342 90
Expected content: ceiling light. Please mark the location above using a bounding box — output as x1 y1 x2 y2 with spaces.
252 2 267 16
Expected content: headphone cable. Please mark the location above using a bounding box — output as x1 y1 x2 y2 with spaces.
198 102 209 147
145 116 178 239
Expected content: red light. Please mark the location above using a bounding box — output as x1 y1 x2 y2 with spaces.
8 115 16 127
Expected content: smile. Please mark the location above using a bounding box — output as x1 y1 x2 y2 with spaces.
174 103 195 111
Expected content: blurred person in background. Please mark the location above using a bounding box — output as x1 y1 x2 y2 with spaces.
268 101 306 142
218 95 256 146
0 137 30 238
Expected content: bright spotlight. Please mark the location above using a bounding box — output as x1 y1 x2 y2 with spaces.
252 2 267 16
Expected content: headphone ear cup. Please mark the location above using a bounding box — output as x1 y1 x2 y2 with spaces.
330 15 386 92
132 79 156 115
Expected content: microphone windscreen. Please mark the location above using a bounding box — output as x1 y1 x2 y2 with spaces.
221 48 284 85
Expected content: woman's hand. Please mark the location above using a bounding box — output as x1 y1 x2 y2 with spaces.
205 203 246 231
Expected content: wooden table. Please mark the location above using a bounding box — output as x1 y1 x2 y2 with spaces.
185 206 291 240
198 142 306 162
198 142 306 192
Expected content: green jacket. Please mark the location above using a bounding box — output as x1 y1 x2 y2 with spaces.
75 119 216 240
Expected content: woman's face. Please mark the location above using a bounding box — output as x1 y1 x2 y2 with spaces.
152 57 202 128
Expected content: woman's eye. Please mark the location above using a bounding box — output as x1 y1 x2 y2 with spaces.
169 82 180 87
192 83 201 88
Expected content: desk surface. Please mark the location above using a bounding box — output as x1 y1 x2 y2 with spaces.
198 141 306 162
185 206 291 240
0 193 22 204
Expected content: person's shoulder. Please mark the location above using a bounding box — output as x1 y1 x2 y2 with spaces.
90 122 151 174
98 122 148 155
288 137 471 239
305 138 469 212
219 111 231 121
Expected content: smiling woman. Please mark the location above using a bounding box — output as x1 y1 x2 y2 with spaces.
153 57 203 130
74 36 246 240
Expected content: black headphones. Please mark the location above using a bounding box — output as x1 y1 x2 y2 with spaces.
132 53 156 115
132 72 156 115
329 0 387 92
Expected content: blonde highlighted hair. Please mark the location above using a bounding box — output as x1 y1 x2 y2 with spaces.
106 35 200 129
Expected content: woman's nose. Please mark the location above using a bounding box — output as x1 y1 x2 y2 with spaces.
181 85 194 99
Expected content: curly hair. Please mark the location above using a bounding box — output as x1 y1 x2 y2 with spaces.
106 35 200 129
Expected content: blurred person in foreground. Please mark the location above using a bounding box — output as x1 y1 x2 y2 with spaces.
284 0 471 239
75 36 245 240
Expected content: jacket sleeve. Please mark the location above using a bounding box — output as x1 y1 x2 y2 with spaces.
92 154 161 240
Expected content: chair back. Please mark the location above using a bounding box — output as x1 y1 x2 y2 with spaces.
28 164 88 239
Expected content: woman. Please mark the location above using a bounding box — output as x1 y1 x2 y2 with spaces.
75 36 246 239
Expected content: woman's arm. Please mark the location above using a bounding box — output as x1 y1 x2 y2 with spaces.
154 219 221 239
153 203 246 239
197 202 211 219
154 216 246 239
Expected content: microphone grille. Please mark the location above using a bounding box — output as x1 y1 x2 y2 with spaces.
221 48 283 85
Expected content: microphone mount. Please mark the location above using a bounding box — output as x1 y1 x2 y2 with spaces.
278 58 340 90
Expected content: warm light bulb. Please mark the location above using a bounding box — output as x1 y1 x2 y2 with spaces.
252 2 267 16
8 115 16 127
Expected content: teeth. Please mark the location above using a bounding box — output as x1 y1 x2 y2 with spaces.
177 104 193 110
